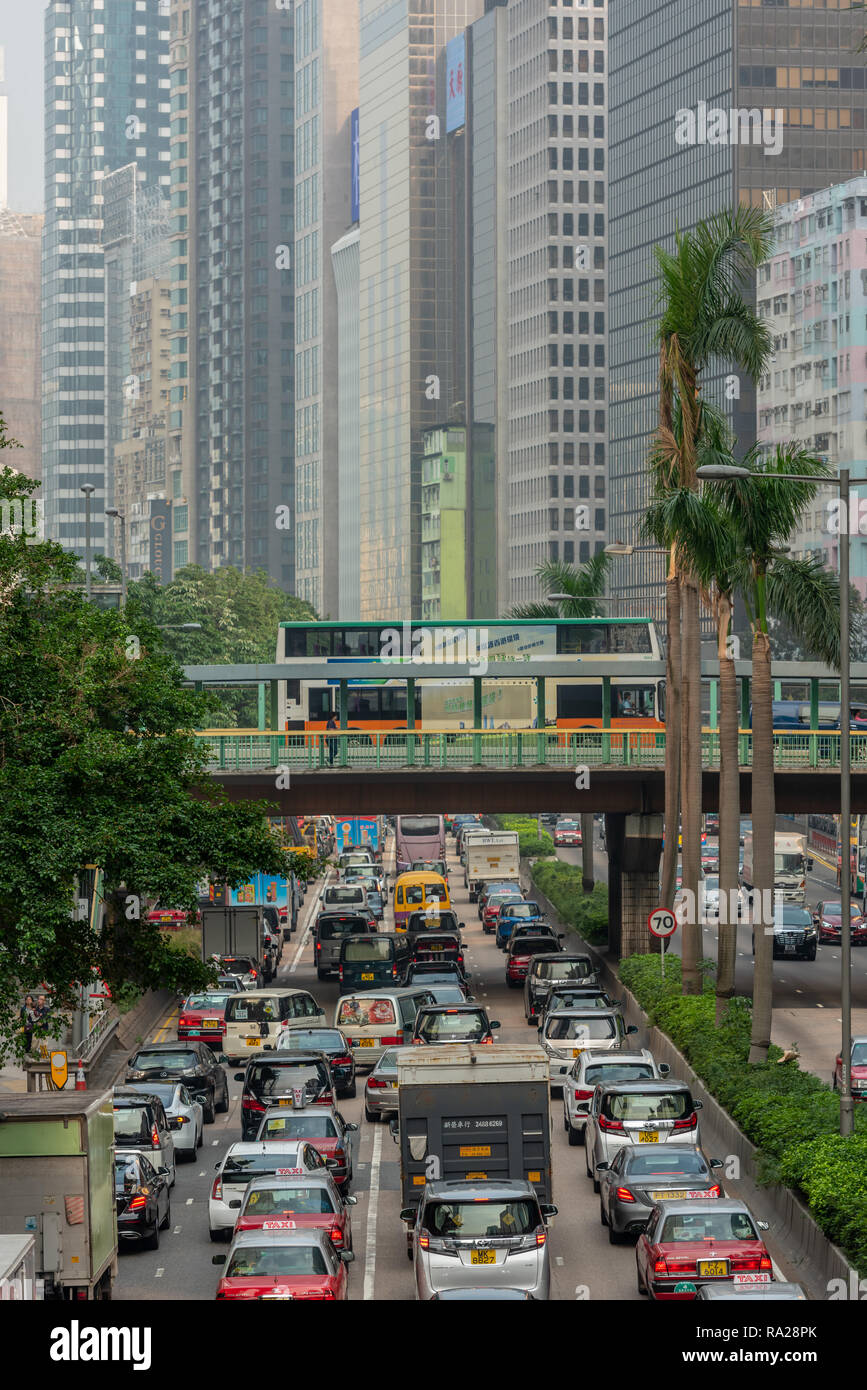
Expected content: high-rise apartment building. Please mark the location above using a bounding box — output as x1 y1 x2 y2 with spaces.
503 0 609 610
42 0 171 557
168 0 295 584
331 224 361 620
0 210 43 480
293 0 358 616
357 0 485 620
757 176 867 599
609 0 867 622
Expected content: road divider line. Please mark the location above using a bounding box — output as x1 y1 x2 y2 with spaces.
363 1121 383 1301
289 871 331 975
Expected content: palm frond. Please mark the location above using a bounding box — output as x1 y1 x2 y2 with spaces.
765 557 842 668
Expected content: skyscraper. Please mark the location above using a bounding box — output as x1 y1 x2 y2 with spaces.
42 0 171 556
0 210 43 480
609 0 867 620
168 0 295 584
357 0 485 620
331 223 361 619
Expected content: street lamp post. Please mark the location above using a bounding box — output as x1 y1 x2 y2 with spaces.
697 461 863 1136
80 484 95 600
105 508 127 606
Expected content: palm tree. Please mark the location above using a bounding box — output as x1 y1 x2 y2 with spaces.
652 206 774 994
511 553 610 894
708 445 840 1062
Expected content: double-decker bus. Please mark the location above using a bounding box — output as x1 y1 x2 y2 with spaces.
275 618 663 733
395 815 446 875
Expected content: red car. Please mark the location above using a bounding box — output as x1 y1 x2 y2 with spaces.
505 936 563 987
636 1200 772 1300
482 891 523 934
233 1174 356 1250
214 1229 353 1300
554 820 582 847
814 900 867 945
256 1106 357 1188
833 1037 867 1099
177 990 231 1041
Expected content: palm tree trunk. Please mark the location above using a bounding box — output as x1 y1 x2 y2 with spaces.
680 570 702 994
715 595 740 1022
749 626 775 1063
660 567 681 908
580 814 595 891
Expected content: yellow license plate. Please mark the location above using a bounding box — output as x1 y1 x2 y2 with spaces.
245 1038 260 1046
470 1250 496 1265
412 1175 426 1186
361 973 374 981
527 1171 541 1183
203 1020 219 1028
460 1145 491 1159
357 1038 374 1047
651 1190 686 1200
429 945 444 951
638 1130 659 1143
572 1048 584 1057
698 1260 729 1277
465 1171 487 1179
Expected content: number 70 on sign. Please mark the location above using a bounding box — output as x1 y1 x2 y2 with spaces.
648 908 677 979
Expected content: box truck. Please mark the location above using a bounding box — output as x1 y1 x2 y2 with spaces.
463 831 521 901
741 831 812 905
201 903 268 980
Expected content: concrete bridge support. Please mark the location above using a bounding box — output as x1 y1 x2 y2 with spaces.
604 813 664 957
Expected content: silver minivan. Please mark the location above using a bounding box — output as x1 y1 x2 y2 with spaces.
585 1080 703 1188
333 987 434 1066
539 1009 637 1089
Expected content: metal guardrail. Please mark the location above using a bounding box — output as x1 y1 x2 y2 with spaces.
194 729 867 773
77 1010 119 1065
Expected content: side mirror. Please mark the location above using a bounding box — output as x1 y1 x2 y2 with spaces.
710 1158 724 1169
325 1158 339 1169
228 1199 242 1209
218 1055 228 1064
595 1161 610 1172
339 1250 356 1263
658 1063 671 1076
234 1073 244 1083
211 1254 226 1265
389 1118 399 1142
157 1167 169 1177
490 1020 501 1030
345 1122 359 1132
399 1208 416 1224
540 1203 558 1219
757 1220 770 1232
344 1195 359 1206
807 858 814 871
693 1100 703 1110
626 1025 638 1035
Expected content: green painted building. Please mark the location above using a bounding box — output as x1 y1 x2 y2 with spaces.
421 423 496 621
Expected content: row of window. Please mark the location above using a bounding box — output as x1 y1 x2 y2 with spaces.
547 47 605 74
548 363 605 393
547 114 604 138
547 409 606 434
548 507 605 532
547 81 605 106
549 146 604 171
549 443 606 468
547 15 604 41
548 278 605 302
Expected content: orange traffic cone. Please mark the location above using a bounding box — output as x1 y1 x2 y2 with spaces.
74 1060 86 1090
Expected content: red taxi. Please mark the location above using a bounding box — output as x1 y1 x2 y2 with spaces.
214 1229 353 1300
233 1173 356 1250
256 1105 358 1188
177 990 231 1042
636 1199 772 1300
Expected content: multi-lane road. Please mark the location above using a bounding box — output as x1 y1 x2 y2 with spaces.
115 829 805 1302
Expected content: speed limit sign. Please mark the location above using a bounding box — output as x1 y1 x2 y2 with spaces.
648 907 677 939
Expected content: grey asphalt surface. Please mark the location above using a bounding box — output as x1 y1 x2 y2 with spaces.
114 825 810 1302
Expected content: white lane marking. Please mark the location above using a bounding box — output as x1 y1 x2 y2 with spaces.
289 871 331 975
816 1003 824 1008
363 1120 383 1301
186 1197 194 1205
555 1256 564 1266
197 1171 205 1177
212 1139 220 1145
155 1268 164 1278
173 1225 182 1234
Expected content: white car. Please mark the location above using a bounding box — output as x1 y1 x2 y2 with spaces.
125 1081 204 1161
209 1141 328 1241
562 1050 668 1146
538 1009 637 1090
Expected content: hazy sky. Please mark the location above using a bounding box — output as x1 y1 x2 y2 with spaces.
0 0 47 212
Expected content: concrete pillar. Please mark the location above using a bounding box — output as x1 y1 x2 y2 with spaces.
604 812 664 958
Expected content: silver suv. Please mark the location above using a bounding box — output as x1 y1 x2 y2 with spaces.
538 1009 637 1089
562 1049 668 1146
314 912 375 980
585 1080 703 1189
404 1180 557 1300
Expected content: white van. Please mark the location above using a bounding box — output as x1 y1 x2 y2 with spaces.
333 987 435 1067
223 988 326 1065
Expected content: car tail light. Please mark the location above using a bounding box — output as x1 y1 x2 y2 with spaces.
179 1016 192 1027
665 1259 696 1274
598 1114 624 1133
574 1088 594 1101
150 1125 160 1147
380 1036 402 1045
316 942 321 951
250 970 258 979
315 1092 334 1106
535 1230 547 1247
672 1113 698 1132
480 1037 494 1044
329 1224 344 1247
367 1077 386 1089
333 1055 353 1066
615 1187 636 1203
419 1234 430 1250
333 1147 346 1164
212 1176 223 1201
759 1254 772 1272
128 1195 147 1210
653 1257 667 1275
392 966 398 979
241 1096 266 1113
707 1184 722 1198
339 966 344 982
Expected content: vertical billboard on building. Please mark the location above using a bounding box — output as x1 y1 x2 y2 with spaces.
149 499 170 583
445 35 466 133
351 107 360 223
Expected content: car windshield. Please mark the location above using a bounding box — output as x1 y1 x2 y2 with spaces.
823 903 861 918
545 1015 617 1040
244 1186 335 1215
246 1063 328 1099
852 1042 867 1066
550 991 608 1010
503 903 540 919
337 997 396 1026
535 959 592 981
223 1153 306 1182
423 1200 539 1238
280 1031 343 1051
585 1064 654 1084
225 1245 329 1277
512 939 560 956
775 853 804 873
660 1211 758 1243
325 887 364 902
405 883 447 904
427 987 467 1005
626 1152 708 1177
317 916 369 939
408 910 460 932
114 1156 144 1189
773 909 812 928
126 1082 179 1105
557 821 578 830
221 958 254 973
261 1114 338 1139
185 994 229 1009
113 1105 153 1142
603 1092 690 1120
225 998 281 1023
130 1050 195 1071
408 964 461 979
343 939 393 962
417 1011 487 1040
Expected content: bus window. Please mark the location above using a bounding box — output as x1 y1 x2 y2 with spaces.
557 625 608 655
308 688 333 719
612 686 655 718
610 625 652 655
556 685 603 720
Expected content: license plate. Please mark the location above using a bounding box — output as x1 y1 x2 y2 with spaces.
430 944 444 951
465 1171 487 1179
697 1260 729 1277
459 1145 491 1158
357 1038 374 1047
470 1250 496 1265
638 1130 659 1143
572 1048 584 1057
203 1020 219 1029
361 973 375 981
649 1189 710 1201
784 946 796 955
245 1038 260 1046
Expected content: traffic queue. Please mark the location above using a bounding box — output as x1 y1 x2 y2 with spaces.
107 813 804 1301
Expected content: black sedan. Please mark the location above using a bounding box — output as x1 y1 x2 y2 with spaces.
125 1041 229 1123
115 1151 171 1252
273 1026 357 1099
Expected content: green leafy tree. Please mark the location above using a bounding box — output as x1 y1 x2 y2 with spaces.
0 468 293 1061
509 553 610 621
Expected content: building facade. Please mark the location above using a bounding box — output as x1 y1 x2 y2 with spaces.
757 177 867 599
331 224 361 620
0 210 43 480
168 0 295 584
42 0 171 557
609 0 867 623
